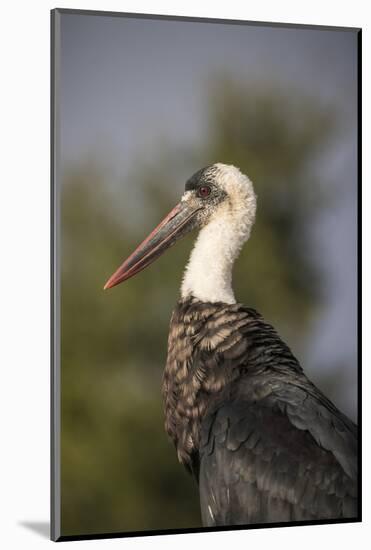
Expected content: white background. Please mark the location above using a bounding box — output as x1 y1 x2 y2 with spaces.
0 1 368 548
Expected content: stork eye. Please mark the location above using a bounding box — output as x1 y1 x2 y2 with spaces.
198 185 211 198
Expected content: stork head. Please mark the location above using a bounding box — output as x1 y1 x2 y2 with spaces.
104 163 256 290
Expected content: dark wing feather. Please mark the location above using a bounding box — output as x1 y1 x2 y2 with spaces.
199 386 358 526
163 298 358 526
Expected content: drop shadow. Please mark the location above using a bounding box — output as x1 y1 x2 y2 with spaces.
19 521 50 539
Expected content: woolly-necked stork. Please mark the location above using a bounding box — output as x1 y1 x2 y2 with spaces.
104 163 357 526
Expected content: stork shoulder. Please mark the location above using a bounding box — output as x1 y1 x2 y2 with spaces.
201 375 357 479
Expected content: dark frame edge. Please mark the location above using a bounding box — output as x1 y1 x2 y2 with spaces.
356 28 362 523
53 7 360 33
51 7 61 543
56 517 361 542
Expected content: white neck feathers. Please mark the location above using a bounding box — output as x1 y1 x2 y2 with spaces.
181 166 256 304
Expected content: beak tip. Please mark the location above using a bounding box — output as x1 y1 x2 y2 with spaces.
104 274 123 290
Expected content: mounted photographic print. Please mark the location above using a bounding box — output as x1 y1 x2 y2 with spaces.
51 8 361 541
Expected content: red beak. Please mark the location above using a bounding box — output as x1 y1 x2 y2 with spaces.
104 201 200 290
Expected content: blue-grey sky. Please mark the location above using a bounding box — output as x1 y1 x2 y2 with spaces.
60 14 357 163
59 12 358 418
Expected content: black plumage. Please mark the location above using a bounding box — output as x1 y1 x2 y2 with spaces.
105 163 358 528
162 297 358 526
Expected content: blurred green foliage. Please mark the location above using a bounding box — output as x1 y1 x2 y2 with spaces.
61 79 337 536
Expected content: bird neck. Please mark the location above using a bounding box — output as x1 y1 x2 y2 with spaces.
181 201 254 304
